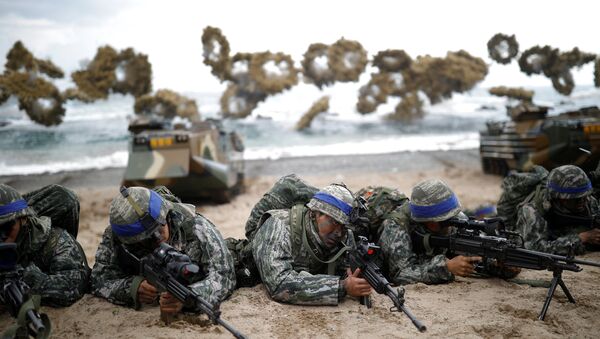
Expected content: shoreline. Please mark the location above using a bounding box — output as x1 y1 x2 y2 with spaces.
0 148 482 192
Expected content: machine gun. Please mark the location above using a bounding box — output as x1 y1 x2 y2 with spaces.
120 243 247 339
412 217 600 320
0 243 51 339
344 233 427 332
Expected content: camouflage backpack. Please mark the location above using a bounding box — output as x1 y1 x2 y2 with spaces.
244 174 319 241
354 186 409 242
496 165 549 230
22 184 81 239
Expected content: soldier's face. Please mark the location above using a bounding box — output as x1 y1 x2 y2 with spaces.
0 218 22 243
556 197 587 214
424 221 451 235
157 223 170 244
314 212 344 248
127 223 170 255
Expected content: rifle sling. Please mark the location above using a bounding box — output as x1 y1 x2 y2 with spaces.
422 233 433 256
297 209 350 275
412 229 450 253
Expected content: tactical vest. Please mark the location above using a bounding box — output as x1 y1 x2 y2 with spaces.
289 204 347 275
259 204 347 276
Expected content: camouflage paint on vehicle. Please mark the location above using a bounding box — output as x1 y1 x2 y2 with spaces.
122 118 244 201
480 103 600 175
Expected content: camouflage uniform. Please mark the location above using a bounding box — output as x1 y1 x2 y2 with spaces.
516 165 598 255
91 186 235 309
353 186 408 242
378 180 458 285
378 179 518 285
251 184 353 305
0 184 88 307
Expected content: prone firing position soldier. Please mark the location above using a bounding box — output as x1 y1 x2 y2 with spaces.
0 183 89 307
252 184 373 305
516 165 600 255
91 186 235 315
378 179 518 285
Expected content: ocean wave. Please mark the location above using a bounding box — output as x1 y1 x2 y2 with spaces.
0 133 479 175
0 151 128 176
243 132 479 160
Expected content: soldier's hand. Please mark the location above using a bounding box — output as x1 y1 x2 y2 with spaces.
137 280 159 304
159 292 184 315
446 255 482 277
579 228 600 245
342 268 372 297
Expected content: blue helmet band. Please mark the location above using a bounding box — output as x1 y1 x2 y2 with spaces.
111 190 164 237
410 194 459 219
147 190 162 220
547 182 592 195
474 205 496 216
313 192 352 216
0 199 28 216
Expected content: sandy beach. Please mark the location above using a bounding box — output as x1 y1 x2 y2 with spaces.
1 149 600 338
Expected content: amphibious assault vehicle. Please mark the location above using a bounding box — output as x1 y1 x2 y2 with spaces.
122 116 245 202
480 103 600 175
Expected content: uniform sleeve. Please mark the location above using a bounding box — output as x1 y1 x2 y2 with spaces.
22 230 89 307
378 221 454 285
90 227 141 308
186 215 236 306
517 204 585 255
251 216 342 305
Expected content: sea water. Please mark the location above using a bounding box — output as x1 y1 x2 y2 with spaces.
1 84 599 176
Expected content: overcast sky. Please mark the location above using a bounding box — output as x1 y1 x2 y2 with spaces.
0 0 598 93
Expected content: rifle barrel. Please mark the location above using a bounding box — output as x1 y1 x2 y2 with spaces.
399 304 427 333
383 286 426 332
571 258 600 268
216 317 248 339
515 247 600 268
26 309 46 334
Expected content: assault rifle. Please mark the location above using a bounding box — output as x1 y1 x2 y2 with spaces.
0 243 51 339
412 217 600 320
344 232 427 332
120 243 247 339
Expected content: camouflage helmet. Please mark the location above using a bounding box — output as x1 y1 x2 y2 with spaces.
307 184 354 225
409 179 461 222
109 187 172 244
547 165 592 199
0 184 35 225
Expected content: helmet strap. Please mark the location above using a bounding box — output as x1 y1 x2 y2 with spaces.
120 186 145 218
